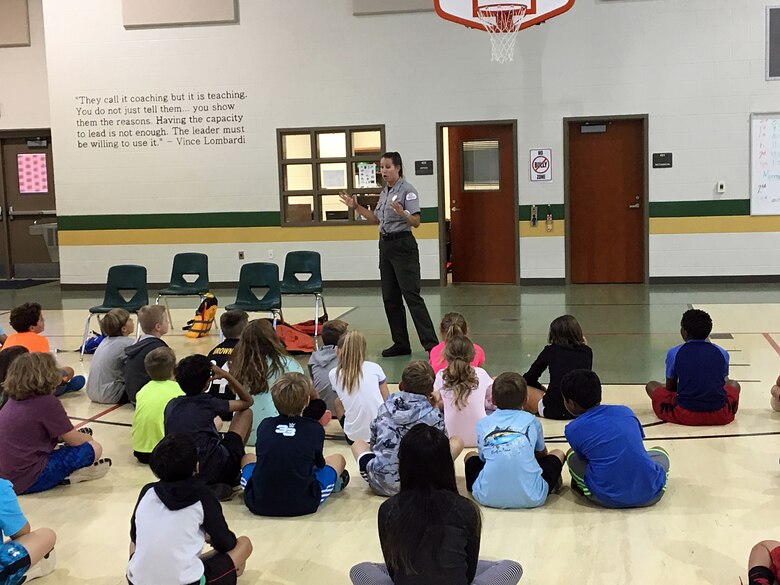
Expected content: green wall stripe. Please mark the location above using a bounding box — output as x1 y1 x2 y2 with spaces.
649 199 750 217
519 204 565 220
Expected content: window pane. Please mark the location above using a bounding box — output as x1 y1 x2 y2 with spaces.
355 194 380 219
462 140 500 191
317 133 346 158
351 130 382 156
319 162 348 190
285 195 313 223
284 164 313 191
321 195 349 221
17 153 49 194
282 134 311 159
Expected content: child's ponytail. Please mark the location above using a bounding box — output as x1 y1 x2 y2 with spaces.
442 335 478 409
336 330 366 394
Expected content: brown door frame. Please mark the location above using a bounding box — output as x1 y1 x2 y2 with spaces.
436 120 520 286
563 114 649 285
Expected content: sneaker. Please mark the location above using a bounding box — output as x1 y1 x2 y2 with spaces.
62 458 112 485
381 345 411 358
211 483 234 501
335 469 350 493
24 549 56 581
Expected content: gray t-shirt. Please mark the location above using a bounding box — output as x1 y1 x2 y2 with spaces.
86 336 134 404
375 178 421 235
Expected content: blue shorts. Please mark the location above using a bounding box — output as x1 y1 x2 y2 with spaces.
240 463 337 505
0 541 30 585
24 443 95 494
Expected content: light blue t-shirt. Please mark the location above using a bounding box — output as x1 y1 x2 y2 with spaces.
0 478 26 540
472 409 548 509
247 355 304 446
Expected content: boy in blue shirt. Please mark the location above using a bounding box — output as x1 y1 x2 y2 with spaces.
464 372 564 509
564 369 669 508
646 308 740 426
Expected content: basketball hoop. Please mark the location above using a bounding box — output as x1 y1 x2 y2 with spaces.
476 3 527 63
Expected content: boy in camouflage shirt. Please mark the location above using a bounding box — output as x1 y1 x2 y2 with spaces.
350 360 464 496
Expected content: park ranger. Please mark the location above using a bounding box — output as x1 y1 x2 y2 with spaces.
339 151 438 357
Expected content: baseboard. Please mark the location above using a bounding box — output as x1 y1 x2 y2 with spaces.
519 278 567 285
649 275 780 284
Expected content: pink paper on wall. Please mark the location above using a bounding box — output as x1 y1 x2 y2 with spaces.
17 153 49 194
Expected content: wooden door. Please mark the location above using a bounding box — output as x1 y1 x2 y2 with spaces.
448 124 517 284
568 119 645 284
1 138 59 279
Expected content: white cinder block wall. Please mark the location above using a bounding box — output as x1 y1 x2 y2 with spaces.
4 0 780 282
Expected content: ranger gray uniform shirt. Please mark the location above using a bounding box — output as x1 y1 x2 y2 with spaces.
375 178 421 235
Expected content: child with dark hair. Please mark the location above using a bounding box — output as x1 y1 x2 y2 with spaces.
86 308 135 404
127 434 253 585
523 314 592 420
242 372 348 517
429 312 486 375
132 348 183 464
308 319 348 411
206 310 249 402
349 425 523 585
0 346 28 410
646 308 740 426
465 372 564 509
351 360 464 497
563 369 669 508
164 355 253 498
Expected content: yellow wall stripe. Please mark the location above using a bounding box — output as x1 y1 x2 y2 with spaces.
650 215 780 234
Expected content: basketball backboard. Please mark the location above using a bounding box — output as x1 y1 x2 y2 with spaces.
435 0 576 32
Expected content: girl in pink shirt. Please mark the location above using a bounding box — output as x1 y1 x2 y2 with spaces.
428 313 486 375
433 336 493 448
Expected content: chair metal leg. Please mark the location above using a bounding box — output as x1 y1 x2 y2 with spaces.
136 320 142 341
80 313 93 361
313 294 321 337
160 296 173 330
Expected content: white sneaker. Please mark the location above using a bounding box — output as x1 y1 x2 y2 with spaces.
62 458 112 485
25 549 56 581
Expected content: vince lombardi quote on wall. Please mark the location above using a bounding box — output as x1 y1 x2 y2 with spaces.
73 90 247 149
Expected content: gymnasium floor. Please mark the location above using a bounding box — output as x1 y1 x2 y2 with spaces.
2 282 780 585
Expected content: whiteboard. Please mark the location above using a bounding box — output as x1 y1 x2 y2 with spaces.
751 113 780 215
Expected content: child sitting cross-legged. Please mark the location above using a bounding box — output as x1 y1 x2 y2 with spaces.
206 310 249 402
124 305 169 405
563 369 670 509
0 352 111 495
131 347 184 464
308 319 348 412
429 312 486 375
164 355 254 499
465 372 565 509
127 433 253 585
351 360 464 497
646 308 740 426
86 308 135 404
242 372 348 517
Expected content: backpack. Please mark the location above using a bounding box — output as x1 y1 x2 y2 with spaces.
183 293 218 338
80 332 106 354
262 318 315 354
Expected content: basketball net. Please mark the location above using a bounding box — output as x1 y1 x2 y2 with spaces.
476 4 527 64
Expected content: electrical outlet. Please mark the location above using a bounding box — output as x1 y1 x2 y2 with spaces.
267 250 274 260
717 181 726 194
238 251 244 260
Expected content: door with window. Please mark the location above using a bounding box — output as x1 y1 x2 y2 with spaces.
446 123 517 284
0 137 59 279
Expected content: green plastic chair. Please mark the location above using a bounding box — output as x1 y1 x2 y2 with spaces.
155 253 210 327
81 264 148 360
280 251 327 337
224 262 284 336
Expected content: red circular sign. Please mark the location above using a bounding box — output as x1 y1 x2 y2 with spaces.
532 155 549 173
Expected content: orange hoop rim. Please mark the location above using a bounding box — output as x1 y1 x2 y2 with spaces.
476 3 527 31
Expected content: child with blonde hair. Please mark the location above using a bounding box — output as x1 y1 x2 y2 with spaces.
87 308 135 404
124 305 169 404
429 312 486 375
0 352 111 494
433 335 493 448
329 330 389 443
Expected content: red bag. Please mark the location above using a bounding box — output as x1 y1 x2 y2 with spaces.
263 319 315 354
292 312 329 336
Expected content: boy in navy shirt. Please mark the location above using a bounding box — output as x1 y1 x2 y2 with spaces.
241 372 348 517
563 369 669 508
206 310 248 402
646 309 740 425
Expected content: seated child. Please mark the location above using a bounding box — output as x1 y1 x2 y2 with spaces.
523 314 592 420
351 360 464 497
308 319 348 412
4 302 85 396
433 335 493 448
242 372 348 517
0 477 57 584
429 312 486 375
124 305 169 404
465 372 565 509
230 319 306 446
772 375 780 413
86 308 135 404
132 348 184 464
563 369 669 508
0 346 28 411
164 355 253 495
330 330 389 443
0 352 111 494
127 434 253 585
646 308 740 426
206 310 249 401
747 540 780 585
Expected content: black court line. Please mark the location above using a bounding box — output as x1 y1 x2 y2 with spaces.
547 429 780 443
70 415 131 428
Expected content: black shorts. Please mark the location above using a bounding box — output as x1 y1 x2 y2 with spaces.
465 454 563 493
217 431 245 487
201 551 237 585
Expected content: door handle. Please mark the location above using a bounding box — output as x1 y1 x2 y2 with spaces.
628 203 640 209
451 206 460 212
8 207 57 221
